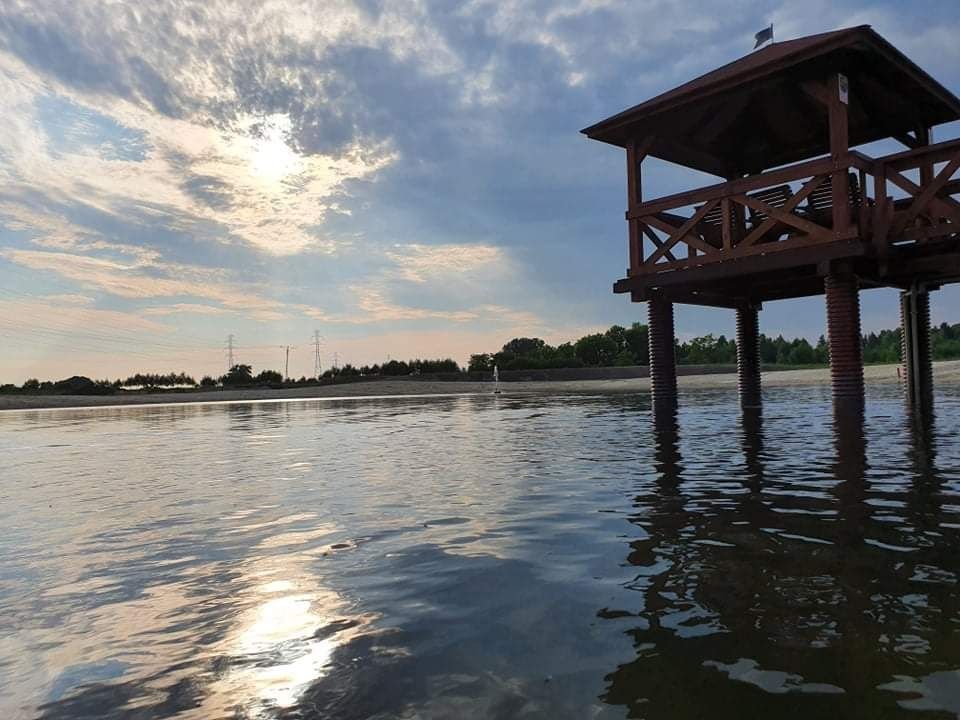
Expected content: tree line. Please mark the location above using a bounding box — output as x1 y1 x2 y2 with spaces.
3 323 959 394
1 356 463 395
468 321 960 371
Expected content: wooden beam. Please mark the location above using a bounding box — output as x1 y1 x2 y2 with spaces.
628 287 750 309
879 137 960 171
800 79 829 107
653 136 734 178
633 227 859 278
899 224 960 243
882 249 960 282
853 72 932 151
641 224 677 263
691 92 753 144
893 132 921 150
626 135 656 208
615 239 868 291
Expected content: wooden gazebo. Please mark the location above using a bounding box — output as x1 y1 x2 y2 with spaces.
583 26 960 409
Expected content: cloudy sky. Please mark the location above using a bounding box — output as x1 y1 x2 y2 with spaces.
1 0 959 382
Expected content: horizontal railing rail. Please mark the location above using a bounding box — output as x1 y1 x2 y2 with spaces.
627 156 850 219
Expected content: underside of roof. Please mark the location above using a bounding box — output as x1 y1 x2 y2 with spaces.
582 26 960 177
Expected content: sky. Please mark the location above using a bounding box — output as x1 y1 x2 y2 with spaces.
1 0 959 383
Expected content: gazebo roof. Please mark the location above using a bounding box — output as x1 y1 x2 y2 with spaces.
581 26 960 177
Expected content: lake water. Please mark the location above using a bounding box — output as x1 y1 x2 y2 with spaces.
2 384 960 719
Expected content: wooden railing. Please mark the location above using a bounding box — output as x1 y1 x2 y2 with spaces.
625 138 960 277
866 138 960 253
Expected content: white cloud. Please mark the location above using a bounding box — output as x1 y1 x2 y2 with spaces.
142 303 230 316
41 293 95 305
386 243 504 283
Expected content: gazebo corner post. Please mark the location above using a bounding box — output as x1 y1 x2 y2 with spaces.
735 302 762 408
626 135 655 277
827 72 851 235
647 294 678 411
916 126 934 188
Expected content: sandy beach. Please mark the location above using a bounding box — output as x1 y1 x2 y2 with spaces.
2 361 959 412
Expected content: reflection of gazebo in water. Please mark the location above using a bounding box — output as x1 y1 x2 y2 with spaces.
582 26 960 411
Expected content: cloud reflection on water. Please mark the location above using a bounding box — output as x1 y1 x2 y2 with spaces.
1 388 959 718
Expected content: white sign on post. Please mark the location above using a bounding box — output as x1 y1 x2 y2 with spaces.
838 73 849 105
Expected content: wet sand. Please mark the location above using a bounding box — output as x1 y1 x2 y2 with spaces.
2 361 959 411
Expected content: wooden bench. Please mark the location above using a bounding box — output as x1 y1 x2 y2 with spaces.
803 172 862 224
746 185 792 225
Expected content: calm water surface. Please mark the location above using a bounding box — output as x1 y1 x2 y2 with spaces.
2 384 960 719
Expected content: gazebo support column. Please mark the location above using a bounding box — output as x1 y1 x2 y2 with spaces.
648 297 677 408
736 304 762 408
825 273 864 407
900 286 934 410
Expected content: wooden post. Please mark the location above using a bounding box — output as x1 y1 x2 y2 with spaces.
648 296 677 408
825 272 864 407
916 127 934 239
627 140 642 275
626 136 654 276
736 304 762 407
916 127 934 186
828 73 850 235
872 161 890 255
900 286 933 411
721 198 732 250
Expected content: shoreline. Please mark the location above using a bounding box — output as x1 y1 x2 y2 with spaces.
2 361 959 412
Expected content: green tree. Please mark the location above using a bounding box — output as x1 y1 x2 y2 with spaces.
468 354 492 372
381 360 410 376
222 364 253 386
574 333 618 366
255 369 283 385
501 338 547 357
624 323 649 363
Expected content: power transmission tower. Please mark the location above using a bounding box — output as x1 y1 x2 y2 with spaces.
284 345 291 380
226 334 235 371
312 331 323 378
333 352 339 370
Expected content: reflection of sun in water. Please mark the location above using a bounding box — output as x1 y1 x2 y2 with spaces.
234 586 336 709
249 115 304 186
201 522 374 720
